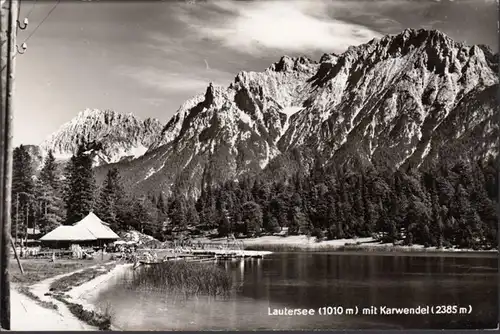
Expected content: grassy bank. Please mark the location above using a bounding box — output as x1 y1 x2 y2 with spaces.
129 261 232 297
47 262 118 331
54 296 112 330
10 255 115 285
10 256 116 318
16 285 59 310
49 263 116 293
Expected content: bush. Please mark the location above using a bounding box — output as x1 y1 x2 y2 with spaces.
55 296 111 330
312 228 325 242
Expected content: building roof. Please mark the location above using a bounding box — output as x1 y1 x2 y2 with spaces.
73 212 120 240
40 225 97 242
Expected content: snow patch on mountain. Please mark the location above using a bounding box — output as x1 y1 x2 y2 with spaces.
39 109 162 167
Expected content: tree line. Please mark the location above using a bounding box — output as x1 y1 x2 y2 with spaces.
11 145 165 241
193 154 498 250
11 144 498 250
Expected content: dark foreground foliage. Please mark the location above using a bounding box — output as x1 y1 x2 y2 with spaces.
129 261 232 297
55 296 111 330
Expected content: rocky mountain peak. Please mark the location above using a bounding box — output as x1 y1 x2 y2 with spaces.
268 55 317 73
204 82 228 107
319 53 338 64
39 108 163 166
93 29 497 198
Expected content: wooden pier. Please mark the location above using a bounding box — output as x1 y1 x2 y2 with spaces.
133 249 271 269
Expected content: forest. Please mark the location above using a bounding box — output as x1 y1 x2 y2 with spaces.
11 144 498 250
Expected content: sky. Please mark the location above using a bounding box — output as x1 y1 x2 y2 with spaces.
12 0 499 146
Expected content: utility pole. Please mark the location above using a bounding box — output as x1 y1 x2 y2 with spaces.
14 192 17 246
24 202 28 246
0 0 18 329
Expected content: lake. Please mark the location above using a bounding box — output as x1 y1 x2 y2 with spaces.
93 252 498 330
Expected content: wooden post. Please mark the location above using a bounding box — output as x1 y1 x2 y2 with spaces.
10 237 22 275
14 192 17 246
0 0 17 329
24 202 27 247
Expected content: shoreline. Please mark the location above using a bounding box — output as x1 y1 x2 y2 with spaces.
11 242 496 330
192 236 498 256
65 263 133 330
12 267 101 331
12 260 128 331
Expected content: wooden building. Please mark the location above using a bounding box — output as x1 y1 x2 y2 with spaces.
39 225 98 249
40 212 120 249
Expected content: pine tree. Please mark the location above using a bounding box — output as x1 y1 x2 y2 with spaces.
63 146 96 225
12 145 35 238
96 168 124 231
186 199 200 227
168 196 187 229
40 150 58 190
241 201 263 236
131 197 155 234
217 209 232 237
288 207 308 235
36 151 65 233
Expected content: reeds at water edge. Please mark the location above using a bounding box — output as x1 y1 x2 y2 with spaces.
127 261 232 297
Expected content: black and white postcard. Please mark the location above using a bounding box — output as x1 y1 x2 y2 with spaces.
1 0 498 331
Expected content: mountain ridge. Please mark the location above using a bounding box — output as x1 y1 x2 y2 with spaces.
30 108 164 168
18 28 497 198
91 28 497 197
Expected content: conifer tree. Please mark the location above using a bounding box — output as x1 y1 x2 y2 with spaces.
36 150 65 233
12 145 35 237
63 145 96 225
96 168 124 231
241 201 263 236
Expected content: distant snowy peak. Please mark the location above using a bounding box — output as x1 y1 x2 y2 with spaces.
40 108 163 166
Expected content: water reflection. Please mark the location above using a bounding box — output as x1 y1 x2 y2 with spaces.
94 253 498 330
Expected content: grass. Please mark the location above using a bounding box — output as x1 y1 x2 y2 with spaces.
16 286 59 310
129 261 232 297
10 255 115 285
54 296 112 331
11 260 90 285
9 256 117 330
49 263 116 293
48 263 118 330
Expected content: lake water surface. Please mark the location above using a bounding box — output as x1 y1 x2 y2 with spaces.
93 252 498 330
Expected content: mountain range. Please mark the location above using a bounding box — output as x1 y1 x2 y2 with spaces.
23 28 499 197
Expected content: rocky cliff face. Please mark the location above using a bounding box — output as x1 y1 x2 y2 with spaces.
91 29 497 196
35 109 163 167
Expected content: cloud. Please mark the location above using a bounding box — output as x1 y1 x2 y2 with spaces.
174 0 383 55
141 97 169 107
116 65 233 94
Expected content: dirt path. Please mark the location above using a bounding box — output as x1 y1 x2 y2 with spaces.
11 285 94 331
12 261 127 331
28 267 99 330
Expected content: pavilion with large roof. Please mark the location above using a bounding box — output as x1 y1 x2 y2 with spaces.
40 212 120 248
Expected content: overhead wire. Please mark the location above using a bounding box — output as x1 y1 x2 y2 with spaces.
16 0 21 28
24 0 37 20
22 0 60 44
